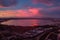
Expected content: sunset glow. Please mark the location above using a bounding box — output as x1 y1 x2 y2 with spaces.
16 8 40 17
0 10 16 18
0 0 60 39
0 8 42 18
0 0 60 18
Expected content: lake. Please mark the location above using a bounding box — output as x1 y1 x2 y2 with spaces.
1 19 56 26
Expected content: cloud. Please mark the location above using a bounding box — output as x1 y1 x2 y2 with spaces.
0 6 60 18
0 0 17 7
32 0 60 6
41 6 60 18
16 8 42 17
47 6 60 11
0 8 43 18
0 10 16 18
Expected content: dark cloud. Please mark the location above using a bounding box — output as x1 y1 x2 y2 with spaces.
32 0 60 6
41 6 60 18
0 0 17 7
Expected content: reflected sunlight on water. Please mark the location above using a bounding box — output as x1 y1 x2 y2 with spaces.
1 19 55 26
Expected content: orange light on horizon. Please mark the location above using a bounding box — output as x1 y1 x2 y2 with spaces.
0 8 42 18
0 10 16 18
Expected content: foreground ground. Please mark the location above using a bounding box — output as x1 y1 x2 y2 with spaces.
0 24 60 40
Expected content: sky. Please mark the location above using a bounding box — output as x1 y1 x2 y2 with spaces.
0 0 60 18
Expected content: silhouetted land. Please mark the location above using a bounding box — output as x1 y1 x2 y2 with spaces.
0 18 60 20
0 24 60 40
0 18 60 24
0 18 60 40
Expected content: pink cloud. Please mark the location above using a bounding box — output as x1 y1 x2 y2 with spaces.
0 6 4 8
16 8 42 17
0 8 43 18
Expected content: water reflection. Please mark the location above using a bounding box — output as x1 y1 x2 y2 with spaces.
1 19 54 26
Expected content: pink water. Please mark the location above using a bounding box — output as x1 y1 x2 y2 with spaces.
1 19 55 26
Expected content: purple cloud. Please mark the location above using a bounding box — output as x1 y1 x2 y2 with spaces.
0 0 17 7
32 0 60 6
41 6 60 18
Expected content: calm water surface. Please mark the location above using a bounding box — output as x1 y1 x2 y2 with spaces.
1 19 56 26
